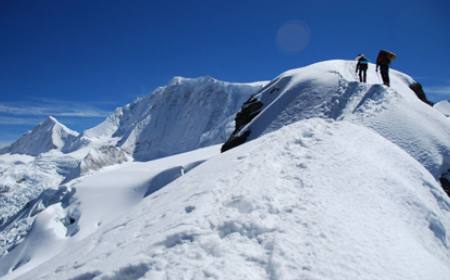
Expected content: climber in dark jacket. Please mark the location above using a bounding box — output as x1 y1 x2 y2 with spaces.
376 50 396 87
356 54 369 83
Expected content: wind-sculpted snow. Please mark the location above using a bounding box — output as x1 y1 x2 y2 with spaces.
0 145 219 279
225 60 450 178
15 119 450 280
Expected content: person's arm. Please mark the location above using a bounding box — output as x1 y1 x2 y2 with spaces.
356 62 360 73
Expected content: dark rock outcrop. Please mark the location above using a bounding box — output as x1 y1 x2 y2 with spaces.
409 82 433 106
440 169 450 197
221 95 263 153
221 130 251 153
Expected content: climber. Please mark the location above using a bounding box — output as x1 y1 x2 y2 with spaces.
355 54 369 83
376 49 396 87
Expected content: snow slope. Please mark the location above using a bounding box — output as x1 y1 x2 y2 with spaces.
0 117 79 156
226 60 450 178
434 100 450 117
0 154 69 256
0 145 220 279
84 76 267 161
14 119 450 280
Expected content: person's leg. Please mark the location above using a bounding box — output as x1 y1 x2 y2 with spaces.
358 70 363 82
385 67 390 86
363 69 367 83
381 65 389 86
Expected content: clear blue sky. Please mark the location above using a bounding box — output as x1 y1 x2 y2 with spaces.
1 0 449 146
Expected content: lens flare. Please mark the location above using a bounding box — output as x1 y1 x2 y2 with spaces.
276 20 311 54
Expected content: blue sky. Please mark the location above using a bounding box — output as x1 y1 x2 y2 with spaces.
1 0 449 147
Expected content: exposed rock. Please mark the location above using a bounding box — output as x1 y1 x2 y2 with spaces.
440 169 450 197
409 82 433 106
221 95 264 152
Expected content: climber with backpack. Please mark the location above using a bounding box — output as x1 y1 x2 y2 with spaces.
376 49 396 87
355 54 369 83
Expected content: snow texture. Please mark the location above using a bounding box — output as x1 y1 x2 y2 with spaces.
0 145 220 279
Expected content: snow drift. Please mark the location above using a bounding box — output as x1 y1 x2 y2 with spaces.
0 146 220 279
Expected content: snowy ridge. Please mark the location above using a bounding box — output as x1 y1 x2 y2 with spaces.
0 117 79 156
225 60 450 177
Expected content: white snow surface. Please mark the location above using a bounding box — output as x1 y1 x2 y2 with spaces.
13 119 450 280
434 100 450 117
0 152 79 260
0 117 79 156
0 145 220 279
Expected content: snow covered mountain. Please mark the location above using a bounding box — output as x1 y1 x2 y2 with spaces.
1 60 450 280
0 116 79 156
84 76 267 161
1 77 265 162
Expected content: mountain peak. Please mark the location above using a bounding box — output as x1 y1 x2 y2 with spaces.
42 116 77 134
84 76 266 161
1 117 79 156
45 115 58 123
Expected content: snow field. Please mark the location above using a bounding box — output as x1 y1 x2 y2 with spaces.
0 145 220 279
18 119 450 280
